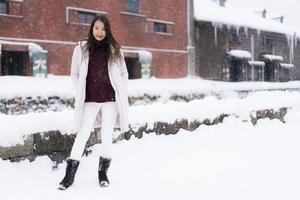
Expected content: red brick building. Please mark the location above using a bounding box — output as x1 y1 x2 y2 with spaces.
0 0 188 78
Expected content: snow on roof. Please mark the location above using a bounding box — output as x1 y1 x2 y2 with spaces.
227 50 252 59
193 0 299 38
0 40 46 53
248 60 265 67
262 54 283 61
138 50 153 64
280 63 294 68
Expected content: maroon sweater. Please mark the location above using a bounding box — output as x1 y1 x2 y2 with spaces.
85 41 115 103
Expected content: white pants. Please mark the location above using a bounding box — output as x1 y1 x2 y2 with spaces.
70 102 118 160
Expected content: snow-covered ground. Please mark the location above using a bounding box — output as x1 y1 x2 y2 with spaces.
1 89 300 147
1 75 300 99
1 107 300 200
1 76 300 199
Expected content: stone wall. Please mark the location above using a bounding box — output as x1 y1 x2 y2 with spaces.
0 107 288 163
0 96 74 115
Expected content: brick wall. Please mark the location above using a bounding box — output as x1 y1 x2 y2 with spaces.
0 0 188 78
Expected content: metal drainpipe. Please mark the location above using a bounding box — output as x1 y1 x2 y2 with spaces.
187 0 196 76
0 44 2 76
251 35 255 81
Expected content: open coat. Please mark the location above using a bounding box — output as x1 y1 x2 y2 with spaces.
70 41 129 134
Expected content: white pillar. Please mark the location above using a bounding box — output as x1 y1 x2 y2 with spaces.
0 44 2 76
187 0 196 76
250 35 255 81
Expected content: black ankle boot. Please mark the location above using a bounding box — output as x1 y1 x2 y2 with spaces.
98 156 111 187
58 159 80 190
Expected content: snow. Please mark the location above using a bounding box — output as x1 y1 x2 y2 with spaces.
2 76 300 100
227 50 252 59
0 40 45 53
280 63 294 69
248 60 265 67
227 0 300 32
0 111 73 146
3 89 300 147
1 75 300 199
262 54 284 61
0 75 74 99
138 50 152 64
1 76 300 147
1 106 300 200
193 0 299 38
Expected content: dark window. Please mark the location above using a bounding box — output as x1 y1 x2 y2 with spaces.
127 0 140 13
78 12 95 24
1 51 24 75
229 32 241 44
0 1 8 14
262 35 275 48
154 22 167 33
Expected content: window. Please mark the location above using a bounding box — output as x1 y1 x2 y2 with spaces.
78 11 95 24
127 0 140 13
66 7 107 25
154 22 167 33
0 1 8 14
262 35 275 48
229 32 241 44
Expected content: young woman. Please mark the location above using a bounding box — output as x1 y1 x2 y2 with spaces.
58 15 129 190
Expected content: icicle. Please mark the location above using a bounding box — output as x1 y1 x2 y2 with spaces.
244 27 248 37
286 34 290 47
236 26 239 36
226 24 231 30
291 35 294 63
250 35 255 81
286 34 294 64
256 29 261 37
221 24 225 32
213 22 218 46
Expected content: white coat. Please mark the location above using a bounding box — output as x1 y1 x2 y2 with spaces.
70 41 129 134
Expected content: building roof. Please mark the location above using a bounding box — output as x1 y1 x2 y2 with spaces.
194 0 299 38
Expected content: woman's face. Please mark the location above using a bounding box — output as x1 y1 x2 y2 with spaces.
93 20 106 41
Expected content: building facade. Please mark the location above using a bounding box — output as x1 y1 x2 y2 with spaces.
0 0 188 78
193 0 300 82
195 21 300 81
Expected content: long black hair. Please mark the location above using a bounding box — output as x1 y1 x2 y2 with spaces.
82 15 122 62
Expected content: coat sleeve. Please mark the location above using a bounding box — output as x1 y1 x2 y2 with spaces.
70 44 81 89
120 49 129 86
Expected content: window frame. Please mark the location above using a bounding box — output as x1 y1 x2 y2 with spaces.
262 34 275 48
78 11 96 25
0 1 9 14
229 31 242 44
127 0 140 13
154 22 167 33
65 7 107 26
146 18 174 36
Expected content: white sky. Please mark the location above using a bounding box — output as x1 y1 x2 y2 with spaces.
227 0 300 30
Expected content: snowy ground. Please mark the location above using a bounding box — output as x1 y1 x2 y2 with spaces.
1 76 300 199
1 75 300 99
1 105 300 200
1 90 300 147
